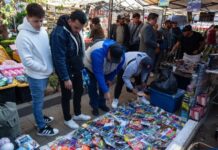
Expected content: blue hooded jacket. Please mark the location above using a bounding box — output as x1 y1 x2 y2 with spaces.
86 39 125 93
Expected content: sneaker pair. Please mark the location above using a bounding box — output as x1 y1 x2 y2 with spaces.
64 114 91 129
92 105 110 116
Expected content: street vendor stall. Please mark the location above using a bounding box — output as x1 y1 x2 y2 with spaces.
0 45 31 104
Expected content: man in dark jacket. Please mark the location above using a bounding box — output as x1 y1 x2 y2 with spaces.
128 13 143 51
50 10 91 129
90 17 105 42
139 13 159 62
110 15 130 48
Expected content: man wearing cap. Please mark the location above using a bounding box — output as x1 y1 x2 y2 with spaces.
110 15 130 48
112 52 152 109
171 25 204 62
84 39 125 116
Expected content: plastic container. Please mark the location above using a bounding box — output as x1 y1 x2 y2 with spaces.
150 88 185 113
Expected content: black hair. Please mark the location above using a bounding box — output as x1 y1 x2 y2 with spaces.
182 25 192 32
214 25 218 29
147 13 159 21
57 15 70 26
165 20 171 24
133 13 140 18
91 17 100 25
70 10 87 25
26 3 45 18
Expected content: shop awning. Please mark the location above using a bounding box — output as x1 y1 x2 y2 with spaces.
142 0 218 11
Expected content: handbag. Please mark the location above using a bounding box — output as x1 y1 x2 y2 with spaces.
0 102 21 139
0 102 19 127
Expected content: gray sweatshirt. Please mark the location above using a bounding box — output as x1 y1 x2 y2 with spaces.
122 52 151 89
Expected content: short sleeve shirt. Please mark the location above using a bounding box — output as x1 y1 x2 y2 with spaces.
180 31 204 55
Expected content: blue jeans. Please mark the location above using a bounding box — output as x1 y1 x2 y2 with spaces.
87 72 106 109
27 76 48 129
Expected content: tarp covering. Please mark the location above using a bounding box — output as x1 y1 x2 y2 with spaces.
47 0 218 11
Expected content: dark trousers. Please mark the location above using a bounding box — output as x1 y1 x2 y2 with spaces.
114 70 141 99
87 71 106 109
59 73 83 121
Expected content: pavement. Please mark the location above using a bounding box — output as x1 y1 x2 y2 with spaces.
19 86 218 149
19 86 136 146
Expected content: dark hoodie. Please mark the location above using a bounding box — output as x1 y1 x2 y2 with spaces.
50 15 85 81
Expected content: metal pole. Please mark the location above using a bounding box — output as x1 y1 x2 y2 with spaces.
161 7 167 26
143 8 145 23
108 0 113 38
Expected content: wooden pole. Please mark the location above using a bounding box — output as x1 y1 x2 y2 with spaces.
108 0 113 38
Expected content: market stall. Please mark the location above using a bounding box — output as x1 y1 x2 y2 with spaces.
0 0 218 149
0 44 31 104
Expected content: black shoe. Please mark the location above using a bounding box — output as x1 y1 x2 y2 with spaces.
99 106 110 112
44 116 54 124
92 109 99 116
37 125 59 136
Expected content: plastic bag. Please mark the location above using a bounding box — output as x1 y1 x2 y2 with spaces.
151 66 178 95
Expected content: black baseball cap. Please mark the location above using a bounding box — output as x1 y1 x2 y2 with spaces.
109 43 124 63
182 25 192 32
141 57 153 70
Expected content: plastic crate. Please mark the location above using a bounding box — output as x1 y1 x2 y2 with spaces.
150 88 185 113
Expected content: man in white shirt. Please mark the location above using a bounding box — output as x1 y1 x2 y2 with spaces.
16 3 59 136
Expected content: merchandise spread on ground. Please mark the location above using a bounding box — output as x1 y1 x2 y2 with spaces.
41 101 186 150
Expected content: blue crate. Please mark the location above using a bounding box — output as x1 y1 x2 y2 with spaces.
149 88 185 113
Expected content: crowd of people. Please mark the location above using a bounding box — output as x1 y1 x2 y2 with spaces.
14 2 217 138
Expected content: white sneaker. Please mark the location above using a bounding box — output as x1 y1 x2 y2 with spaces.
73 114 91 121
112 99 119 109
150 72 154 77
64 119 79 129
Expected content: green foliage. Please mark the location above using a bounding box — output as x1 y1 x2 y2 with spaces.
56 5 64 10
0 39 15 47
15 10 27 26
0 39 15 57
49 74 59 92
23 0 47 3
0 0 16 25
4 47 13 57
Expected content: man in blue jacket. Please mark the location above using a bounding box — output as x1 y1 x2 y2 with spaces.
50 11 91 129
84 39 125 116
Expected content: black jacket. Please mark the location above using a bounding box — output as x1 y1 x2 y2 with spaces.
110 23 130 47
50 15 85 81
